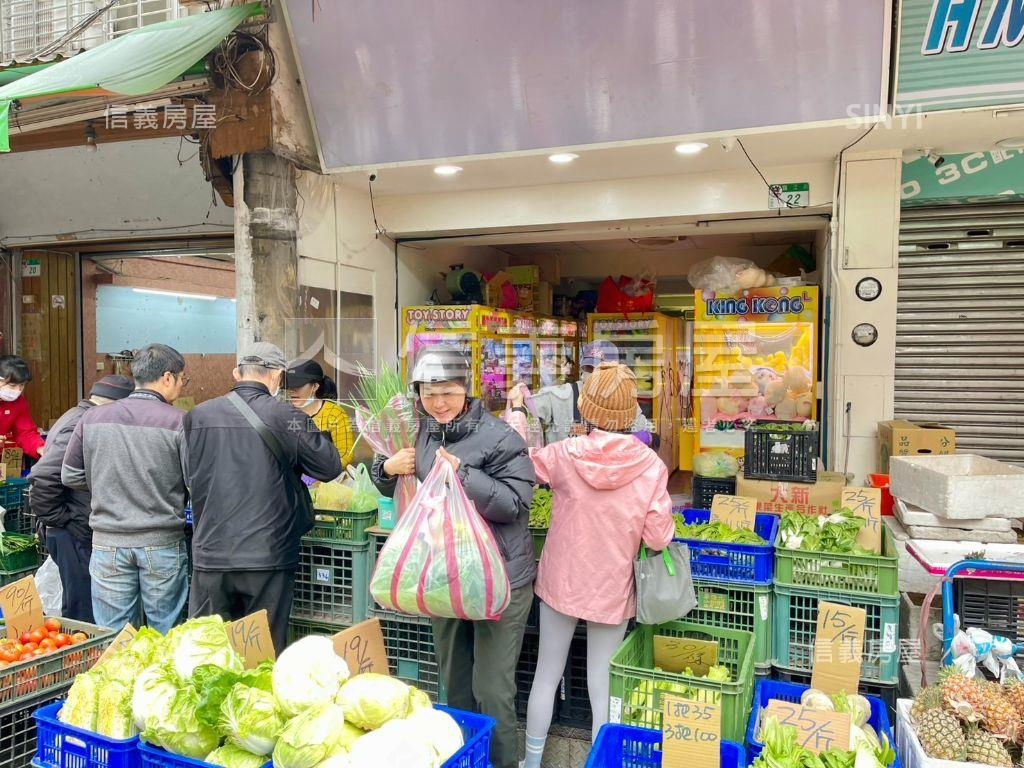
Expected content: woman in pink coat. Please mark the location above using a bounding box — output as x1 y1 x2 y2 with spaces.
508 363 674 766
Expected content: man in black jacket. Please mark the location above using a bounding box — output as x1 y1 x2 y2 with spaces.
28 375 134 621
183 343 342 651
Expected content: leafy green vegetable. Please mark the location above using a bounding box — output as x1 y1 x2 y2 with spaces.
528 487 552 529
755 715 895 768
96 680 137 739
141 685 220 760
673 518 765 545
206 743 267 768
348 363 406 417
165 615 243 681
132 663 179 731
779 508 871 554
219 683 286 756
273 636 350 717
59 669 104 731
126 627 165 666
335 673 412 730
272 703 346 768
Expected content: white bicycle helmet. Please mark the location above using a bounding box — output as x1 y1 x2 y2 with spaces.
408 344 472 392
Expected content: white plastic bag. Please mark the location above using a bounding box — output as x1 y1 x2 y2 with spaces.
687 256 776 293
34 556 63 616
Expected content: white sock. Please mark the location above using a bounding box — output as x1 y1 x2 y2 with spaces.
523 733 546 768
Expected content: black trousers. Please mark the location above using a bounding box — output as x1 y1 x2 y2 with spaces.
45 528 94 623
188 568 294 654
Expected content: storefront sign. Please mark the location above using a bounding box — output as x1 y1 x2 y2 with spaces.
22 259 40 278
902 150 1024 206
768 183 810 210
896 0 1024 112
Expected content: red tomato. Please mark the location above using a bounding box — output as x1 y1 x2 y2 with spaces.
43 618 61 633
71 632 88 644
0 647 17 663
53 634 71 648
38 638 56 651
31 649 45 657
19 652 33 662
27 629 45 645
23 642 38 652
19 632 31 645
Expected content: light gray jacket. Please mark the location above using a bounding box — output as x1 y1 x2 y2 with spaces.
531 382 653 445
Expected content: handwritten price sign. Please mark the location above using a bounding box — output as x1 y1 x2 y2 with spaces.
227 610 275 667
763 701 851 753
332 619 389 676
662 695 720 768
710 495 757 530
654 636 719 676
841 488 883 554
0 575 44 641
811 601 866 695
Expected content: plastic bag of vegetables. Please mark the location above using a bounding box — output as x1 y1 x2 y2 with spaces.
370 459 510 620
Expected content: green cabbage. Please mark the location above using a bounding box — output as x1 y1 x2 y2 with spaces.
141 685 220 759
335 673 411 730
99 649 147 687
315 756 352 768
219 683 286 756
205 743 267 768
272 636 350 717
407 687 432 713
165 615 243 681
132 664 179 731
127 626 165 666
96 679 137 739
348 719 440 768
334 722 367 752
272 703 346 768
402 708 464 763
59 669 104 731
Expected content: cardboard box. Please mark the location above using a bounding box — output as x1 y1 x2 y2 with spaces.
877 419 955 474
2 446 23 480
507 265 540 312
735 471 846 516
509 254 561 284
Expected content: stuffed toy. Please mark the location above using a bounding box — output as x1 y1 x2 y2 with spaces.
795 392 813 418
716 396 747 417
747 395 771 418
752 367 781 395
775 396 798 421
701 397 719 424
764 380 787 408
783 366 812 395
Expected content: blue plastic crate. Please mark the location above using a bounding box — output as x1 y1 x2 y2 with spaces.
137 706 493 768
0 478 28 510
744 680 900 767
672 508 778 585
586 724 745 768
33 702 142 768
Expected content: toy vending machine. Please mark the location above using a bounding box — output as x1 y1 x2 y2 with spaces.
532 317 570 389
401 305 512 403
692 286 819 461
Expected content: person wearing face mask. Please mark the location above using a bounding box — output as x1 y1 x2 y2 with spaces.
181 343 342 652
61 344 190 634
527 340 653 445
370 345 535 768
0 355 46 461
284 359 354 467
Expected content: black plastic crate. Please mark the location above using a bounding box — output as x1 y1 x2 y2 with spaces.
525 594 586 637
744 422 818 483
291 540 371 626
954 578 1024 659
380 611 444 702
772 664 897 721
1 687 71 768
691 475 737 511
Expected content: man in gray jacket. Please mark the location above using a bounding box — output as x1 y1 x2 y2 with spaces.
62 344 189 634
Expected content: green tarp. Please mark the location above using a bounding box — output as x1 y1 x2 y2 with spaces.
0 2 260 152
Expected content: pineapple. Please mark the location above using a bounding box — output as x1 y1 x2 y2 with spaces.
976 681 1021 742
964 728 1014 767
940 667 985 718
915 708 966 761
1003 680 1024 722
912 685 947 722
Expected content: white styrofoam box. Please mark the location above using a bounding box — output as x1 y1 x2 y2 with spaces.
904 524 1018 544
890 454 1024 520
897 699 992 768
886 517 943 595
895 498 1013 531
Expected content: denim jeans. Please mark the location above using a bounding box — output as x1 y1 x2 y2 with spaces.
90 540 189 635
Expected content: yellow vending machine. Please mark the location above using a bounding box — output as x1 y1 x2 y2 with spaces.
692 286 819 465
588 312 682 471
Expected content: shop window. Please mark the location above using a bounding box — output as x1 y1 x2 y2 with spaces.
96 285 236 354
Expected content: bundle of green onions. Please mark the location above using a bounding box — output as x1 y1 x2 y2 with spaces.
0 531 37 557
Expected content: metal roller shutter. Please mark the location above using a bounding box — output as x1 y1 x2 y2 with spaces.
896 204 1024 465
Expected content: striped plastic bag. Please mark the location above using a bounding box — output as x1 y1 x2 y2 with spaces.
370 457 511 621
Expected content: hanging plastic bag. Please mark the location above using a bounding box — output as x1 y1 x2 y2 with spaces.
34 556 63 617
503 385 544 449
370 458 511 620
313 464 384 513
596 275 656 313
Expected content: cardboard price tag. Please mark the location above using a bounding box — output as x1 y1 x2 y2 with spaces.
811 601 866 696
661 694 720 768
710 495 757 530
332 618 389 676
654 636 719 676
95 624 137 667
762 701 851 753
228 610 276 668
0 575 44 641
841 487 883 554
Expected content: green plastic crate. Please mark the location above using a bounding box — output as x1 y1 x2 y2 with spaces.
0 566 35 588
608 620 755 741
772 584 900 685
529 527 546 560
774 527 899 597
308 509 378 545
689 579 772 668
291 539 371 627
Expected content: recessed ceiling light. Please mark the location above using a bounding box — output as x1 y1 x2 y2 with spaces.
996 136 1024 149
674 141 709 155
548 153 579 164
433 164 463 176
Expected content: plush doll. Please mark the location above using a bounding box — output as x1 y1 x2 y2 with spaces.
752 367 781 395
795 392 813 419
747 395 771 418
775 396 798 421
784 366 812 395
701 397 719 424
735 266 769 289
764 380 787 408
716 396 748 417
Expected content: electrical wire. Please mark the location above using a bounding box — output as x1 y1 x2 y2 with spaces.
212 28 276 95
368 176 386 237
832 122 880 209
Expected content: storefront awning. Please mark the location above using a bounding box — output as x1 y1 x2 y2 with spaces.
0 2 262 152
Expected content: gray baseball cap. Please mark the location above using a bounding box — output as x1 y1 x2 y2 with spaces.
238 342 287 370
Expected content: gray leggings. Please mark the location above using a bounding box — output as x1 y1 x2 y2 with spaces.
525 601 629 741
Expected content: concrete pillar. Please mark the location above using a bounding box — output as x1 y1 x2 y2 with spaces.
234 152 300 356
